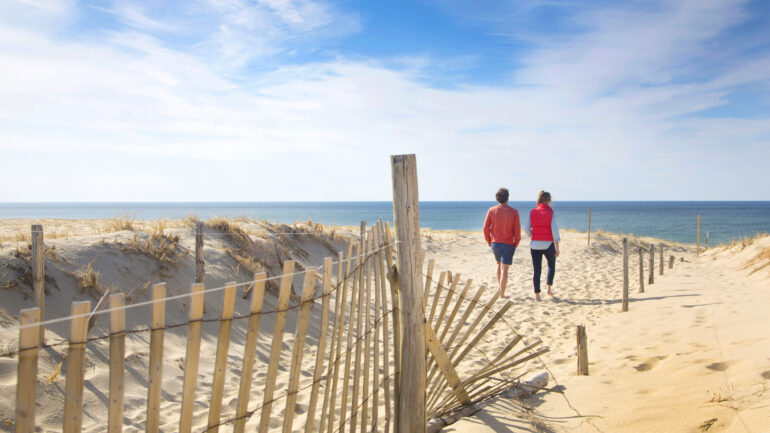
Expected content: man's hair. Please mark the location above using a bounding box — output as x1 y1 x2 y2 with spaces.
496 188 509 204
537 190 552 205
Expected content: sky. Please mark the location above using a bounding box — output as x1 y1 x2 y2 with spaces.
0 0 769 202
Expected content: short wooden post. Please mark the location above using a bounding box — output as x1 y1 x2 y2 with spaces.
621 238 628 312
195 222 205 284
31 224 45 342
146 283 166 433
576 325 588 375
659 245 664 276
15 308 41 433
234 274 267 433
669 255 675 269
108 294 126 433
179 283 205 433
587 207 591 246
258 261 296 433
305 258 333 433
63 301 91 433
697 215 701 256
282 268 318 433
390 154 425 433
638 248 644 294
648 245 655 285
207 282 237 432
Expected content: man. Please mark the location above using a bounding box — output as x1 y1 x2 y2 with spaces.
483 188 521 298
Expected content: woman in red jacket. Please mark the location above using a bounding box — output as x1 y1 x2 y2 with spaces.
525 191 560 301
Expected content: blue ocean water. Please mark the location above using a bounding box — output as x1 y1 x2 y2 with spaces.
1 202 769 245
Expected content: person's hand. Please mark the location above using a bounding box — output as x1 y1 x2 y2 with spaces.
555 247 560 258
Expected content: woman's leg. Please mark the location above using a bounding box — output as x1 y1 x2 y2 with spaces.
530 248 543 295
545 243 557 294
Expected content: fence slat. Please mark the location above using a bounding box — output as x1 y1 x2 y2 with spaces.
350 224 367 433
339 244 361 433
283 268 319 433
439 278 472 343
63 301 91 433
422 259 435 310
234 273 267 433
108 294 126 433
622 238 629 312
306 258 333 433
376 220 393 433
638 248 645 294
425 325 470 405
15 308 41 433
360 230 373 433
206 282 237 432
383 220 400 429
371 227 382 432
179 283 205 433
258 260 297 433
146 283 166 433
433 274 459 338
427 272 446 329
324 242 354 433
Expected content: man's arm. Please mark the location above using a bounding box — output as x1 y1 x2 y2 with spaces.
513 211 521 248
483 210 492 246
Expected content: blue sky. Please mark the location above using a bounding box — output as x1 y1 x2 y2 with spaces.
1 0 769 201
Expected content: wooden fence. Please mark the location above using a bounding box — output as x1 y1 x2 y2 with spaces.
8 155 548 433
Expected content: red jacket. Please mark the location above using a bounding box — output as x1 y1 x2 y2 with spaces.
530 204 554 241
483 204 521 247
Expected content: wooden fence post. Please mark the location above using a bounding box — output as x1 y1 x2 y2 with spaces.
390 154 425 433
31 225 45 342
63 301 91 433
622 238 628 312
587 207 591 247
669 255 675 269
179 283 205 433
15 308 41 433
648 245 655 285
697 215 701 256
195 222 205 283
576 325 588 376
638 248 644 294
108 294 126 433
659 245 664 276
207 282 237 432
146 283 166 433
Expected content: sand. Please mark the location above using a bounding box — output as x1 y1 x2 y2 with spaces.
0 219 768 432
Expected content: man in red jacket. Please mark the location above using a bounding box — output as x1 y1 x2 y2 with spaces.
483 188 521 298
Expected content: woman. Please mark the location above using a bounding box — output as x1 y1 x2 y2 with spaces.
525 191 560 301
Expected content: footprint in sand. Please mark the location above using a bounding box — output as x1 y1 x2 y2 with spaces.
634 356 668 372
761 371 770 380
706 361 732 372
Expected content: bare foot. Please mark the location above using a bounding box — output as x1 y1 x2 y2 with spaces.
535 293 541 301
499 292 509 299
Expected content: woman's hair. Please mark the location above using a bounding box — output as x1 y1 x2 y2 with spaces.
495 188 509 204
537 190 551 205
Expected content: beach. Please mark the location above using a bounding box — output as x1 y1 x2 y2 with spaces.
0 219 768 432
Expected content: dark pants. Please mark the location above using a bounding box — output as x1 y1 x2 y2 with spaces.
530 243 556 293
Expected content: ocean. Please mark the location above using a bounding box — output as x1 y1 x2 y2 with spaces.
1 201 769 245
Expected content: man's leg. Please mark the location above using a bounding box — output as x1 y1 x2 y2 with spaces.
499 264 510 298
496 261 502 287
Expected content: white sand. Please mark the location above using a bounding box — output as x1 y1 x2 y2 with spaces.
1 219 768 433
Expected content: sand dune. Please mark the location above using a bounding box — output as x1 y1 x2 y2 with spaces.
0 219 768 432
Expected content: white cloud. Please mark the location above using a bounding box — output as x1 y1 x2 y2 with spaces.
0 0 768 201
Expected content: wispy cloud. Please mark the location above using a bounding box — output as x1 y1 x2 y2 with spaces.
0 0 768 201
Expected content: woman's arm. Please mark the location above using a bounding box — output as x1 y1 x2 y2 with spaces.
552 216 560 257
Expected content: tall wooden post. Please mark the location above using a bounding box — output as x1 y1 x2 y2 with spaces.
659 245 664 276
621 238 628 312
31 225 45 342
648 245 655 285
390 154 425 433
576 325 588 375
638 248 644 294
697 215 701 256
587 208 592 246
195 222 205 284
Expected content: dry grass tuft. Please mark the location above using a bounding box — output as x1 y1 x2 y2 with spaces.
76 261 100 291
106 215 135 232
47 361 63 384
706 385 735 404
